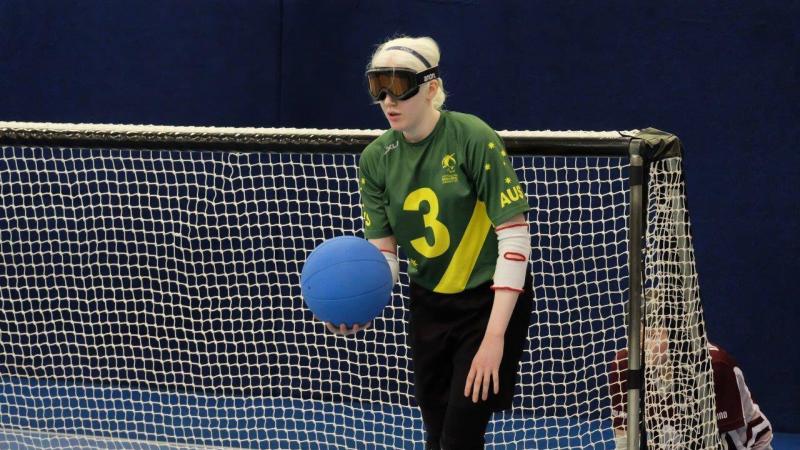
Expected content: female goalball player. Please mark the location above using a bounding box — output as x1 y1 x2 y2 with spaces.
326 35 533 449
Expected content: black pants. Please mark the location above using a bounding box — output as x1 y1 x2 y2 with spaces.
409 276 533 449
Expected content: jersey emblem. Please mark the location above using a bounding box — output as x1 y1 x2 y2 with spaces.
441 152 458 184
383 140 399 154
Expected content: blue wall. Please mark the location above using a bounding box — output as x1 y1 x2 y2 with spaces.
2 0 798 432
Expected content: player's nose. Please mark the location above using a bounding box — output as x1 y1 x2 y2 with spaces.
382 94 397 107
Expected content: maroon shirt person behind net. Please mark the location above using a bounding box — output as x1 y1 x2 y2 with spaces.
608 341 773 449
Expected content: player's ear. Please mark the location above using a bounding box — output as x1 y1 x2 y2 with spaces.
426 80 438 100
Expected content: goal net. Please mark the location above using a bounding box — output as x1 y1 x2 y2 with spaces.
0 122 720 449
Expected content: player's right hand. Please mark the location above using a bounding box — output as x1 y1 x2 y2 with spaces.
323 321 372 336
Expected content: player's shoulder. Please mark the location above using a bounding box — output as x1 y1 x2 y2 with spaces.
444 111 498 140
608 348 628 386
708 342 738 371
360 129 398 162
442 111 502 160
611 348 629 368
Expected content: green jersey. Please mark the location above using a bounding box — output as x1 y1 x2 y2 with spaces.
358 111 530 294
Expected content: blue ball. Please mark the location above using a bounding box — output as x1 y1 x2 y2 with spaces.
300 236 393 327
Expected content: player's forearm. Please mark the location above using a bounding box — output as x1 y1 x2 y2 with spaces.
486 214 531 337
613 428 627 450
485 288 519 338
369 236 399 285
751 429 774 450
491 214 529 291
486 214 529 338
368 236 397 253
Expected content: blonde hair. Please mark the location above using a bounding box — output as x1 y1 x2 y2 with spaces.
369 36 446 110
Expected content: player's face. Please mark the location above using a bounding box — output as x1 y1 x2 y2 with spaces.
644 327 670 366
378 82 431 133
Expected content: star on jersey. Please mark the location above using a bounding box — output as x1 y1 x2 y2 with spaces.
485 163 491 171
488 142 496 150
360 177 366 185
505 177 512 184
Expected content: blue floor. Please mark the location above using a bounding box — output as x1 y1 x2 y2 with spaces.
0 376 427 449
2 374 794 449
0 376 633 449
774 433 800 450
2 429 796 449
0 428 189 450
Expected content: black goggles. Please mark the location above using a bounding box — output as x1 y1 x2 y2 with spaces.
366 66 440 101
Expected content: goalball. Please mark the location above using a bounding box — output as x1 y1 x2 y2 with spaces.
300 235 393 327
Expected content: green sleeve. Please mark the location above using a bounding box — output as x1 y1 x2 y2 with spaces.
464 125 530 226
358 146 393 239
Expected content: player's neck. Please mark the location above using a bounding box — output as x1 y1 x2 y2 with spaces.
403 109 441 143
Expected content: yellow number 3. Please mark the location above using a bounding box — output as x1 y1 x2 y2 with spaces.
403 187 450 258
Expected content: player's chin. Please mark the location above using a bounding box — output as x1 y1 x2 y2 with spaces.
385 114 404 129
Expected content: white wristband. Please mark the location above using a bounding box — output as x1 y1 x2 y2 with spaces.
382 250 400 286
614 432 628 450
491 222 531 292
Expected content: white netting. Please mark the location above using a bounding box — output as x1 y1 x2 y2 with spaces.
640 158 720 450
0 127 717 449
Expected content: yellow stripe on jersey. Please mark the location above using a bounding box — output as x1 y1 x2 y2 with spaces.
433 200 492 294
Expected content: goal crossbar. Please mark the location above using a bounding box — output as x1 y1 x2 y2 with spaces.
0 122 683 158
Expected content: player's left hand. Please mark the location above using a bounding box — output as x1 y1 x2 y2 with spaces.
464 334 504 403
324 321 371 336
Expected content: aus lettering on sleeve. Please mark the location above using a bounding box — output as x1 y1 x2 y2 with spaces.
499 186 525 208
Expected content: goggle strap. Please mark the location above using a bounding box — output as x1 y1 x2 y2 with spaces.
415 66 440 84
384 46 433 68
